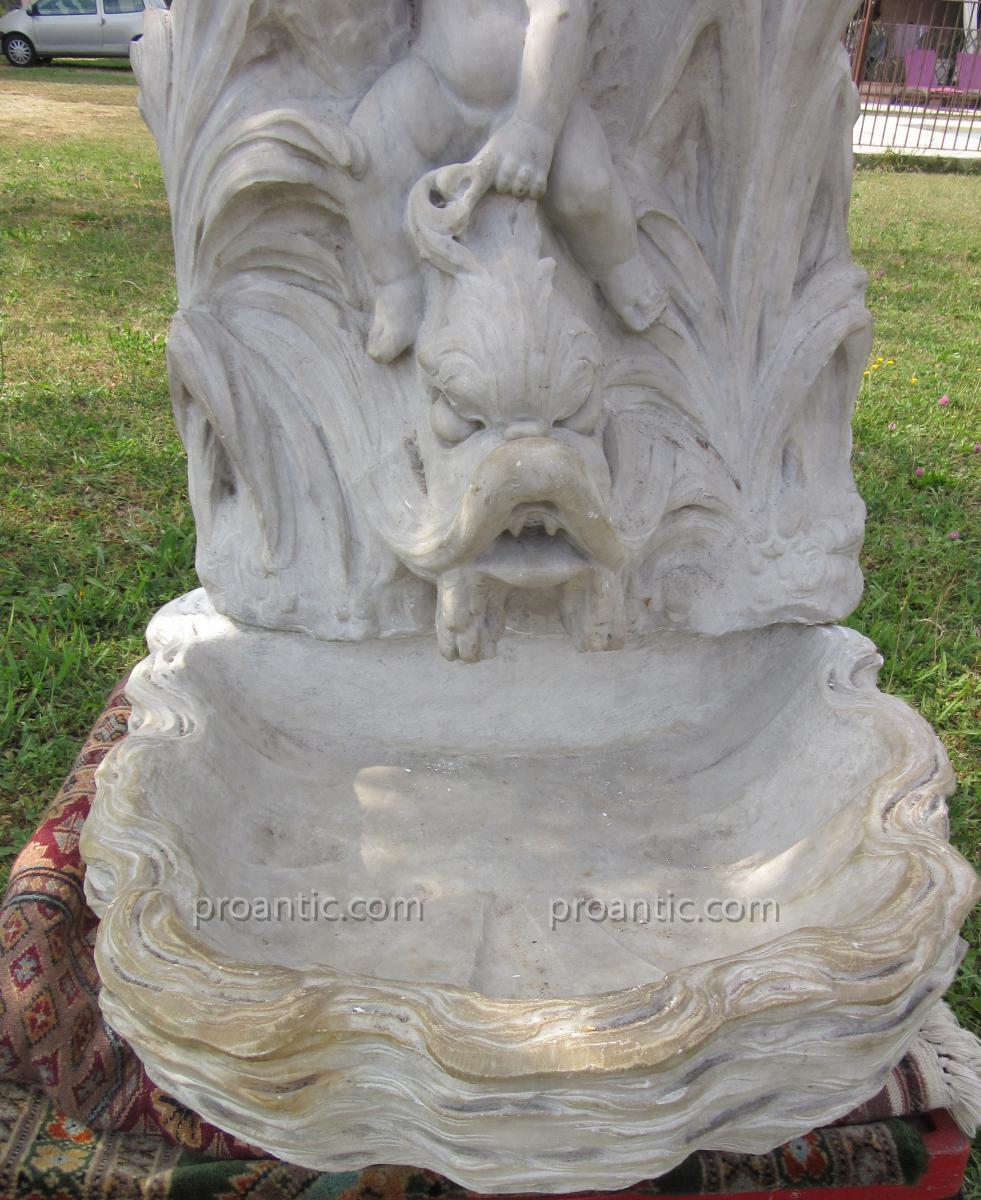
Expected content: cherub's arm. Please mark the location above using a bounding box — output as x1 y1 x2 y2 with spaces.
479 0 591 198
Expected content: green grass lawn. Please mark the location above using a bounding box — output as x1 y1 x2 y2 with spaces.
0 62 978 1184
0 67 193 869
848 168 980 1052
3 58 135 84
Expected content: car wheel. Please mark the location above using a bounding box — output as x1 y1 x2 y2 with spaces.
3 34 37 68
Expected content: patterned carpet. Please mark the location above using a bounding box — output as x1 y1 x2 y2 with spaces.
0 681 967 1198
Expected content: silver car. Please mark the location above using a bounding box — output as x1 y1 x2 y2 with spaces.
0 0 167 68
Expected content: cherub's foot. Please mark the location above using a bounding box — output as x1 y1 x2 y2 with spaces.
599 255 667 334
367 275 424 363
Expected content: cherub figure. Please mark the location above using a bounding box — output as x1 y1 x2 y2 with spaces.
348 0 666 362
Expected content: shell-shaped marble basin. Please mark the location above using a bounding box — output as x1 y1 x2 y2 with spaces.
81 590 977 1193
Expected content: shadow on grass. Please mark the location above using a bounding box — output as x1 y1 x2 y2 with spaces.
855 149 981 175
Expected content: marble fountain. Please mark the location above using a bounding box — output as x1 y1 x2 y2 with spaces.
80 0 979 1192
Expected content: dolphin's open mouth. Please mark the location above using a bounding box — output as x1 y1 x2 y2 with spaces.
475 503 589 587
396 440 626 578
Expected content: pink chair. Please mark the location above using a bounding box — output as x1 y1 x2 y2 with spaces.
900 48 938 103
955 51 981 100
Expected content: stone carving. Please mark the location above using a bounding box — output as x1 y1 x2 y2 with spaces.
80 0 979 1192
351 0 666 363
82 593 978 1191
143 0 871 662
404 191 628 658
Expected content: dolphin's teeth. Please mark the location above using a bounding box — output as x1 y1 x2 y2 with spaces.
508 518 524 538
544 516 559 537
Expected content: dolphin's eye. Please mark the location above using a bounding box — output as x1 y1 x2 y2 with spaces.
431 393 484 445
556 387 605 436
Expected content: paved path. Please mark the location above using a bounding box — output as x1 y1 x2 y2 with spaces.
855 105 981 156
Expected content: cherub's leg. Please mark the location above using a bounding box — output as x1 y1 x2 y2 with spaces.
545 99 666 334
349 56 456 362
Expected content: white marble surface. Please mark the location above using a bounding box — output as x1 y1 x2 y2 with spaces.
78 0 980 1189
88 597 904 997
81 591 978 1190
135 0 871 660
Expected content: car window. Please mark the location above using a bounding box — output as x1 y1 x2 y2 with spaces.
34 0 98 14
103 0 143 11
145 0 168 8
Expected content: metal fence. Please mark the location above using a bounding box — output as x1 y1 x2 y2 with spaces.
847 0 981 155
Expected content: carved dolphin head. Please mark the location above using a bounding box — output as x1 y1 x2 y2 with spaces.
416 245 605 445
388 173 628 662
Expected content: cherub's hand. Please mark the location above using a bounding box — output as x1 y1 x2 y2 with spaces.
479 118 556 200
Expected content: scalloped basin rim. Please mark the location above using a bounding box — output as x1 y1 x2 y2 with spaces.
80 591 979 1190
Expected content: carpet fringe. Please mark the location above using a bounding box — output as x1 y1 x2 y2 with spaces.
916 999 981 1135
